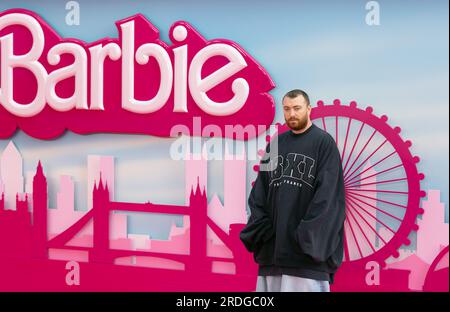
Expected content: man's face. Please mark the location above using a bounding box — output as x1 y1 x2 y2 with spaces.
282 95 311 131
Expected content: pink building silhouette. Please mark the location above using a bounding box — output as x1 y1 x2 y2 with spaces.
184 145 207 205
88 155 115 210
0 141 24 210
387 253 429 291
32 161 48 259
417 190 449 264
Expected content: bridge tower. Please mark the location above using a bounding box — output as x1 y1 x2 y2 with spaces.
91 175 110 262
187 177 209 272
32 161 48 259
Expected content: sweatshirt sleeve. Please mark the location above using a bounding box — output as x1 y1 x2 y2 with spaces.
239 147 275 253
295 136 346 263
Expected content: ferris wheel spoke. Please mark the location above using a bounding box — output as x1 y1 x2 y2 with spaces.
344 129 377 180
345 163 404 188
344 139 388 183
347 198 388 247
343 122 365 174
346 195 395 240
343 220 351 261
346 192 403 223
347 190 408 209
345 207 364 259
346 201 376 253
346 150 396 185
341 117 353 167
346 188 409 195
336 116 339 153
348 177 408 188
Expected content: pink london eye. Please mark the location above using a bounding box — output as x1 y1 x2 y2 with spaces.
253 99 425 268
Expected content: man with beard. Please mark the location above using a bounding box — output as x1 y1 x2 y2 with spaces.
240 89 346 292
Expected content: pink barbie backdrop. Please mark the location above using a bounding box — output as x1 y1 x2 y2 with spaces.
0 1 448 292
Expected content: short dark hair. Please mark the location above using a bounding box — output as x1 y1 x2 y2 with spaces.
283 89 310 106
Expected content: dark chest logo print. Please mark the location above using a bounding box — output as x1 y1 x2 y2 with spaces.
269 153 316 188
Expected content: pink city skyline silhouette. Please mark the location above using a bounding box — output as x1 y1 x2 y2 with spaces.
0 140 448 291
0 141 256 291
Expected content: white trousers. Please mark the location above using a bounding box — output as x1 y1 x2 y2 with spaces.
256 275 330 292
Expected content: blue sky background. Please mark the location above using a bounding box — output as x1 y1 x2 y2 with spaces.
0 0 448 241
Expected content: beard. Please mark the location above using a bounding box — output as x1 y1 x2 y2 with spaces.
286 116 308 131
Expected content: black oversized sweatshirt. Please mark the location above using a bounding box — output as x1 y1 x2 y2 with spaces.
239 123 346 283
